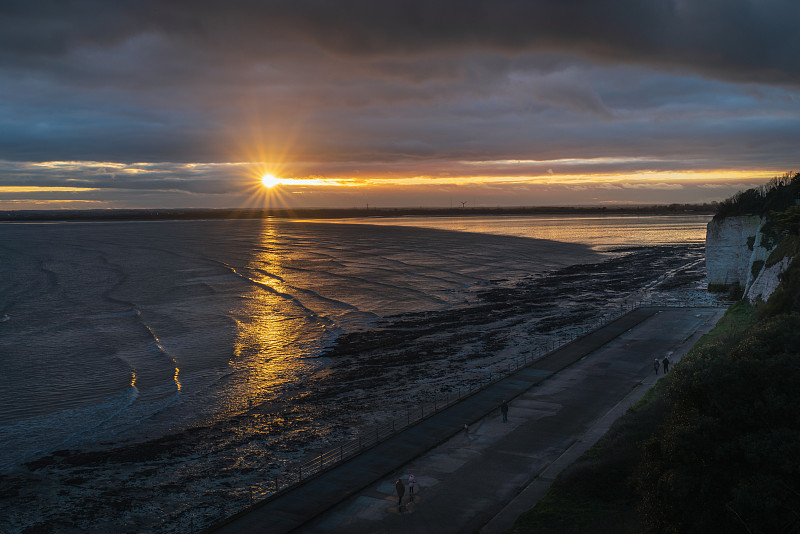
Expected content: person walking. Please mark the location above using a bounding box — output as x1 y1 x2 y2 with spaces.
500 400 509 423
407 474 416 501
653 358 660 375
662 356 670 373
395 478 405 508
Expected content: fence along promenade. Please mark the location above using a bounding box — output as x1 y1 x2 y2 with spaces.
202 298 717 533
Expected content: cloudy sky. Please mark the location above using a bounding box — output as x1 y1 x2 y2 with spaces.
1 0 798 209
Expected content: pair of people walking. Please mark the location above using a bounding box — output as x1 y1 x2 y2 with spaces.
395 474 416 508
653 356 670 374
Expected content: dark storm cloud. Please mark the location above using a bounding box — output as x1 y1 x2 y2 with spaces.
3 0 799 83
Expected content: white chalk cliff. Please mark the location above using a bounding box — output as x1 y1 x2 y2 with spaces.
748 256 791 302
705 215 788 302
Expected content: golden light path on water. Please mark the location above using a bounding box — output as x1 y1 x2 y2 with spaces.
224 220 323 423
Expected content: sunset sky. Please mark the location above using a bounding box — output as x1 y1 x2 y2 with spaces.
1 0 798 209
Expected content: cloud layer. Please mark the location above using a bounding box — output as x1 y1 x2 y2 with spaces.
1 0 798 207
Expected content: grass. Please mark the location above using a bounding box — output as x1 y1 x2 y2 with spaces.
691 300 755 349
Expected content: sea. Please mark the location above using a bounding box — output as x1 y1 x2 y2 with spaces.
0 214 712 532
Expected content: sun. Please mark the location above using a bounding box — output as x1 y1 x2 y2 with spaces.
261 173 281 188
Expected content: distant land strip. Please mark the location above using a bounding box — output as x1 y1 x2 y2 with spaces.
0 204 717 222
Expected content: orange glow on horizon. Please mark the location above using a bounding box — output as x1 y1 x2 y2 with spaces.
243 168 779 188
1 154 786 210
0 167 777 197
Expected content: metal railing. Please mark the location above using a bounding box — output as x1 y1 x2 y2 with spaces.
293 351 539 481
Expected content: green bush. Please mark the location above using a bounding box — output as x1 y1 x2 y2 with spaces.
727 283 744 301
707 283 730 293
765 234 800 268
774 204 800 236
636 314 800 533
705 283 745 299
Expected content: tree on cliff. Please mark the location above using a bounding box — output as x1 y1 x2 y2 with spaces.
714 172 800 220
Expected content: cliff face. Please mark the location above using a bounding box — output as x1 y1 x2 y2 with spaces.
705 215 786 302
706 216 764 287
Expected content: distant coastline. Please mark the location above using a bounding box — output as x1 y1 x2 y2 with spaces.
0 204 716 222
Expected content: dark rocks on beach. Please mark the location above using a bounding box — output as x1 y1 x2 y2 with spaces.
311 246 704 402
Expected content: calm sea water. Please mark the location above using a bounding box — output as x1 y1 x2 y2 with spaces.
326 214 711 251
0 215 709 471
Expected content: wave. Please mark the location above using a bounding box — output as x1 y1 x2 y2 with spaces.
88 309 141 319
213 260 338 325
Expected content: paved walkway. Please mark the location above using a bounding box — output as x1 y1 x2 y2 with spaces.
210 307 725 534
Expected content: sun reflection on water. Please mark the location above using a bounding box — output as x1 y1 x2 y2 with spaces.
228 220 328 422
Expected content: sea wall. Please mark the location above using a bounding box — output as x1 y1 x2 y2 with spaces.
706 215 789 302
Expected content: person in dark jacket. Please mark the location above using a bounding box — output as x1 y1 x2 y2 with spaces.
500 400 509 422
662 356 670 373
395 478 405 508
654 358 660 374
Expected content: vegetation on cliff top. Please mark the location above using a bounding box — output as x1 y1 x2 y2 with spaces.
512 178 800 534
713 171 800 220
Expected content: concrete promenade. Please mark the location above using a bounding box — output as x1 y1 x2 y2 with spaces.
210 306 725 534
